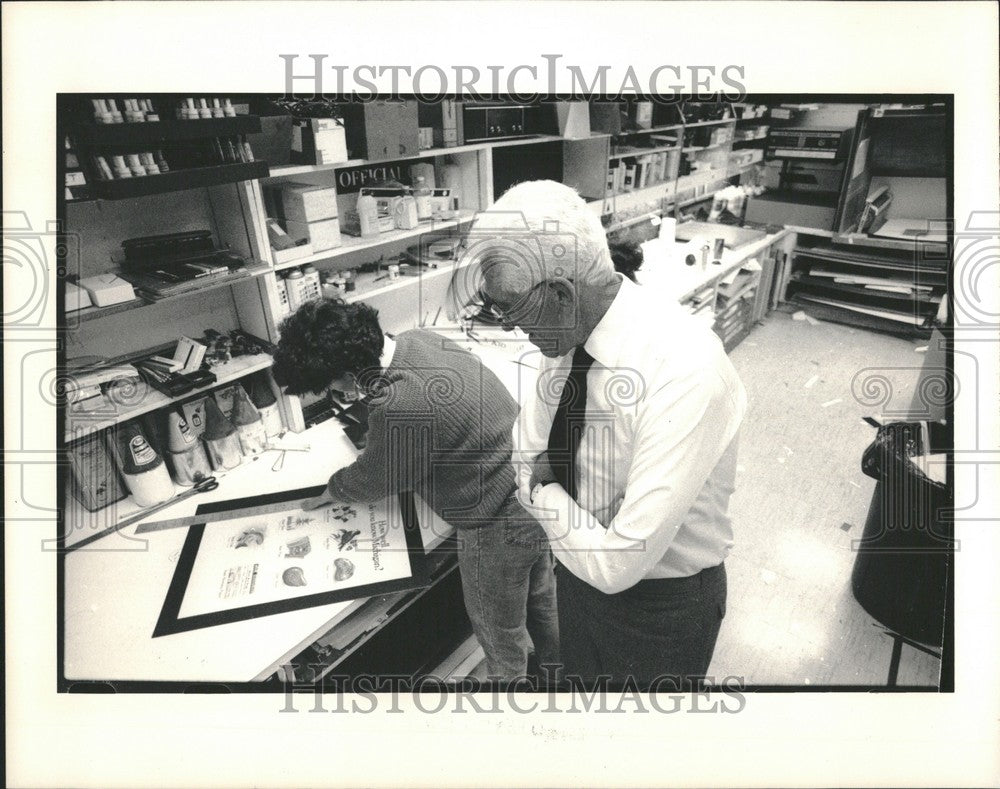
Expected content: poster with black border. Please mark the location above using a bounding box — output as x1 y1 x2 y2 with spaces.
153 486 426 637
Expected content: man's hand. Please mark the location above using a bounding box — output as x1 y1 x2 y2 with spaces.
301 491 334 511
529 451 559 491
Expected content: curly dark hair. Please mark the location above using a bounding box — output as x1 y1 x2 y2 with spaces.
271 300 384 395
608 239 643 282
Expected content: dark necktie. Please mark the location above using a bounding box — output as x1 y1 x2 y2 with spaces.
546 345 595 502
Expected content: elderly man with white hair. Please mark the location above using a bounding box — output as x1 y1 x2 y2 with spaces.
466 179 747 689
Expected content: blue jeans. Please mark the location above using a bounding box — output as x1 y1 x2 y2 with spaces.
456 517 560 681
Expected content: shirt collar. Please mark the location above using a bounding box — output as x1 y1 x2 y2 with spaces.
583 273 635 368
380 334 397 372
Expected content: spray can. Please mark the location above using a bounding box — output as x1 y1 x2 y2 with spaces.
248 373 284 439
231 384 268 456
164 409 212 486
203 395 243 470
111 421 174 507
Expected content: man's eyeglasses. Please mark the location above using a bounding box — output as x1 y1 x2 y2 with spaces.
470 279 556 326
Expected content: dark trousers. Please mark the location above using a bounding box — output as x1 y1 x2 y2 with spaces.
555 562 727 690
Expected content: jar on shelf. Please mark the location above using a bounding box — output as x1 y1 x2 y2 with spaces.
321 270 346 299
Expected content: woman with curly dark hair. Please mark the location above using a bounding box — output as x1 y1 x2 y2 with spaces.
608 237 644 283
272 299 559 682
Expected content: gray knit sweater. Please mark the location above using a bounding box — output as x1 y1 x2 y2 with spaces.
328 329 527 528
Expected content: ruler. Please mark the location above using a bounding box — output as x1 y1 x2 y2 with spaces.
135 497 314 534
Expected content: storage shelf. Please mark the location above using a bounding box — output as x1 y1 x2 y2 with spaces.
272 210 478 271
343 257 472 305
616 118 735 137
68 265 270 323
603 166 757 230
609 143 680 161
64 352 273 442
71 115 262 145
264 136 565 179
88 161 270 200
682 141 734 154
682 118 737 128
832 232 949 255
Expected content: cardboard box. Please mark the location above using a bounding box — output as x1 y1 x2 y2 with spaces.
272 242 314 265
65 282 92 311
248 114 293 166
418 99 464 148
341 100 420 161
284 218 342 252
290 118 349 166
554 101 592 139
589 101 625 134
78 274 135 307
281 182 338 223
69 433 126 512
181 398 208 440
213 385 239 420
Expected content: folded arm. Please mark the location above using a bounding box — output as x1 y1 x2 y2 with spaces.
526 366 742 594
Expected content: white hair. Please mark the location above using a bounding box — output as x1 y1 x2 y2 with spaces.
469 180 615 287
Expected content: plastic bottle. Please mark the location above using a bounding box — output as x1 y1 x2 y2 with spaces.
438 158 463 209
164 409 212 486
413 176 432 220
248 373 284 439
301 264 321 301
285 268 307 311
275 274 290 316
112 421 175 507
392 196 419 229
342 269 356 292
231 384 268 456
203 395 243 470
409 162 436 190
356 193 379 237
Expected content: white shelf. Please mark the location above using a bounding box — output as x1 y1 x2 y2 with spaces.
68 265 271 324
683 118 738 129
609 144 680 161
264 159 366 178
344 257 471 304
272 211 478 271
602 165 762 230
682 140 734 153
64 352 273 443
620 118 736 137
264 136 566 180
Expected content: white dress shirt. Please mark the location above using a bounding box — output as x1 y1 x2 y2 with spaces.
513 274 747 594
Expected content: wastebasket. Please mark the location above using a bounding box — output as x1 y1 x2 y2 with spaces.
850 421 952 646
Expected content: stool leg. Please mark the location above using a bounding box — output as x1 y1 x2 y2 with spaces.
887 636 903 686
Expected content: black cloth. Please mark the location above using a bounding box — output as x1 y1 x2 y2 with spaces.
554 561 727 690
546 346 595 501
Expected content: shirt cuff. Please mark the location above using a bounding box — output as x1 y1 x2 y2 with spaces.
527 482 575 541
